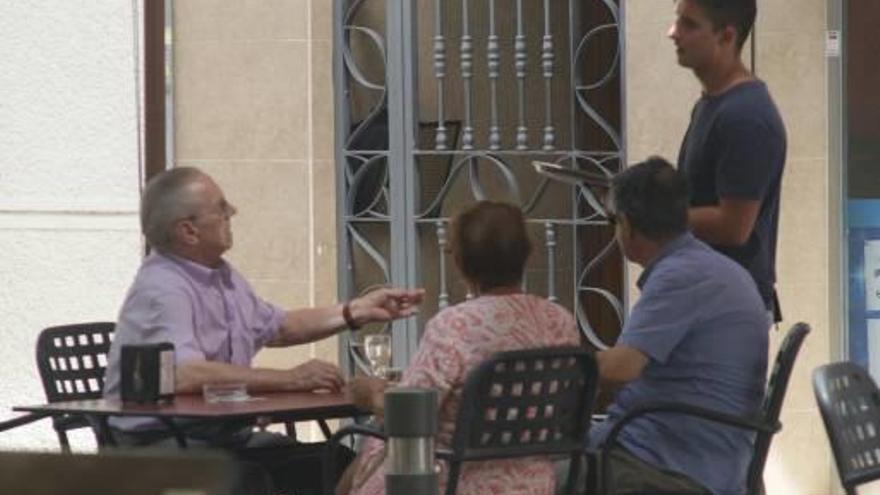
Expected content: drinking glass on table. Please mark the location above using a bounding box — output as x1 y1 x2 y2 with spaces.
364 334 391 379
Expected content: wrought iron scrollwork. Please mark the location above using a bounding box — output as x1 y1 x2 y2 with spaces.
334 0 624 375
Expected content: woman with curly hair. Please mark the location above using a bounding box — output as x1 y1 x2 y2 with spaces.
341 200 580 495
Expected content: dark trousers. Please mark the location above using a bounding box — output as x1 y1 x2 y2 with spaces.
234 438 354 495
110 425 354 495
555 446 711 495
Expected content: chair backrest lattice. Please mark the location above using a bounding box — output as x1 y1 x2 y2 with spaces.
451 346 597 462
36 322 115 403
814 362 880 495
35 322 115 450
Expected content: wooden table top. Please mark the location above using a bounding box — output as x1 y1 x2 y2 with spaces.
13 391 366 422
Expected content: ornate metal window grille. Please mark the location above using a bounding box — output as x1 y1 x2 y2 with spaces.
333 0 625 374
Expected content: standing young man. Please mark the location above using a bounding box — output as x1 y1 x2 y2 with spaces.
670 0 787 321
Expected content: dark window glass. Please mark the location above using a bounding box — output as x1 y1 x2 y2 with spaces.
846 1 880 199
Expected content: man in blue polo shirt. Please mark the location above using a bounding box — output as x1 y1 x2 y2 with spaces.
589 158 769 495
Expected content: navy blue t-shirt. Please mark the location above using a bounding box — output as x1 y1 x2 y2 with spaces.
678 80 786 309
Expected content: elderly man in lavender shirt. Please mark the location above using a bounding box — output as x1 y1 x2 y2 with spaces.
104 166 424 494
560 158 768 495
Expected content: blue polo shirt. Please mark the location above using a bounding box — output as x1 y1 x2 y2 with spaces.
590 233 768 495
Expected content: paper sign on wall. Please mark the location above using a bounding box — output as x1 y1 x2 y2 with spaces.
826 30 841 58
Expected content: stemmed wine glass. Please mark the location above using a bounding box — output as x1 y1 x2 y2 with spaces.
364 334 391 379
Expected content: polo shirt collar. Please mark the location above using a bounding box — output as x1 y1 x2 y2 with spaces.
636 232 694 289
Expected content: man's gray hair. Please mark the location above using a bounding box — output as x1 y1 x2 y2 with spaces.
141 167 204 251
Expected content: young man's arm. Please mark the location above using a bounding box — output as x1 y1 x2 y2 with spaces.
689 198 761 246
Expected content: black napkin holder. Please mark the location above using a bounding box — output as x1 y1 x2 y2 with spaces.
120 343 175 403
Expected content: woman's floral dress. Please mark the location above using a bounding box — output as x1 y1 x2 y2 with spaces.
350 294 579 495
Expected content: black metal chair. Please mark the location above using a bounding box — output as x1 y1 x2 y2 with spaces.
594 321 810 495
813 361 880 495
35 322 115 451
324 346 598 495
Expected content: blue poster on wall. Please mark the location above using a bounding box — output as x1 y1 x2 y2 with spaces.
847 200 880 376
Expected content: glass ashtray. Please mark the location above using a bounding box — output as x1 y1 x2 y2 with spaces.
202 382 250 403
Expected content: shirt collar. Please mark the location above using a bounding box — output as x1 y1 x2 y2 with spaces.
156 251 232 286
636 232 694 289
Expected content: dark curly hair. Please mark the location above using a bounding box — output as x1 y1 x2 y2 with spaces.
611 157 689 241
450 201 532 292
690 0 757 51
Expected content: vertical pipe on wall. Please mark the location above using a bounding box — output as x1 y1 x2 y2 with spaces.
163 0 175 168
386 0 422 361
334 0 356 375
827 0 846 364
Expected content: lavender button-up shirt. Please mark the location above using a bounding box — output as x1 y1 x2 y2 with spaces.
104 252 285 431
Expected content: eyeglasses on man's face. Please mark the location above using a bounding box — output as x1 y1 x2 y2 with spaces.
184 198 236 223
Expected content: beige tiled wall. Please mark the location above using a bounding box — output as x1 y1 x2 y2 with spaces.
759 0 834 493
626 1 835 493
173 0 339 427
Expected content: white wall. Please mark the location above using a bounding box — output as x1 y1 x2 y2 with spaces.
0 1 143 450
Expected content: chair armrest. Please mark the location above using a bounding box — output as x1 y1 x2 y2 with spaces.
604 402 777 449
326 423 387 446
596 402 778 495
323 424 387 495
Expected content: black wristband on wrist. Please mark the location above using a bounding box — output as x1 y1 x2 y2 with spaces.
342 301 360 330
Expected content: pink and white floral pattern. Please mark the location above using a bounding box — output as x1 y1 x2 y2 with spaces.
350 294 579 495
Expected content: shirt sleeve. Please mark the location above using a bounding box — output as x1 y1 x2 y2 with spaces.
618 268 708 364
233 271 286 349
248 293 286 349
714 115 782 201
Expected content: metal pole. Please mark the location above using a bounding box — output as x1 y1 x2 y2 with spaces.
384 387 438 495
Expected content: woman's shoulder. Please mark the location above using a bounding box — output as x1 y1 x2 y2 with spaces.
428 294 575 336
515 294 576 321
433 293 573 316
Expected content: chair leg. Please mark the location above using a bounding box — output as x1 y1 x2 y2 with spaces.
285 422 298 440
565 452 583 495
444 461 462 495
584 452 599 495
56 430 71 453
318 420 332 439
94 416 118 447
